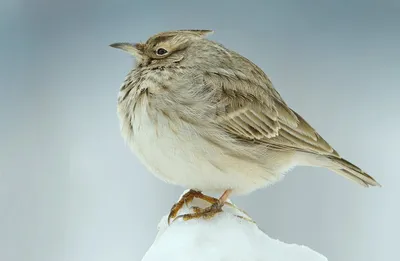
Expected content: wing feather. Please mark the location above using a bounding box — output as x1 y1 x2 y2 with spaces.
205 69 338 156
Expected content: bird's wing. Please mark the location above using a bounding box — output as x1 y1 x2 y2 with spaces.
204 69 339 156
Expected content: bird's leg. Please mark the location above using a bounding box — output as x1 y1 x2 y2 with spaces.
167 189 219 224
175 189 233 221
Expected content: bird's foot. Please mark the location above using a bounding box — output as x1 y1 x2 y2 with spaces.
168 189 254 223
176 201 224 221
167 190 219 225
170 189 233 223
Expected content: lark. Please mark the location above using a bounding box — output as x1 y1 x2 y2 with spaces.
110 30 380 223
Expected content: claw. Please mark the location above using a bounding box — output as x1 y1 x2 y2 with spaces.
168 190 197 224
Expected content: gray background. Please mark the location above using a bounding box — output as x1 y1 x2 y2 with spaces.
1 0 399 260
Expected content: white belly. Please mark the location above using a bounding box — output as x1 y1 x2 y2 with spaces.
121 105 287 195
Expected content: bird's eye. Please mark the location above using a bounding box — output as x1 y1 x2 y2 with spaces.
156 48 168 56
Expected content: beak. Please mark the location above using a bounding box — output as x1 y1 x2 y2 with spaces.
109 42 144 57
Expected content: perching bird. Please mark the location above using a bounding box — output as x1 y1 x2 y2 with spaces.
110 30 380 222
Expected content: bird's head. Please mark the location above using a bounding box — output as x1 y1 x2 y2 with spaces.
110 29 213 68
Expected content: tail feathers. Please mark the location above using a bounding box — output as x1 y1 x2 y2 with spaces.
327 156 381 187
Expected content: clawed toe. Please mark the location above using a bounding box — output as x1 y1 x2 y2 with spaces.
168 190 197 224
175 202 224 221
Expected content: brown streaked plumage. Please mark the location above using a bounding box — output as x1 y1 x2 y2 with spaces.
111 30 380 221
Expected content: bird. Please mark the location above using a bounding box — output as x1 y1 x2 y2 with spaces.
110 29 380 223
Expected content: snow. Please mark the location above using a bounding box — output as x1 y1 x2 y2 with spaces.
142 192 328 261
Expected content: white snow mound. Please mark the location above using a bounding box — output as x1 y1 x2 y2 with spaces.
142 192 328 261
